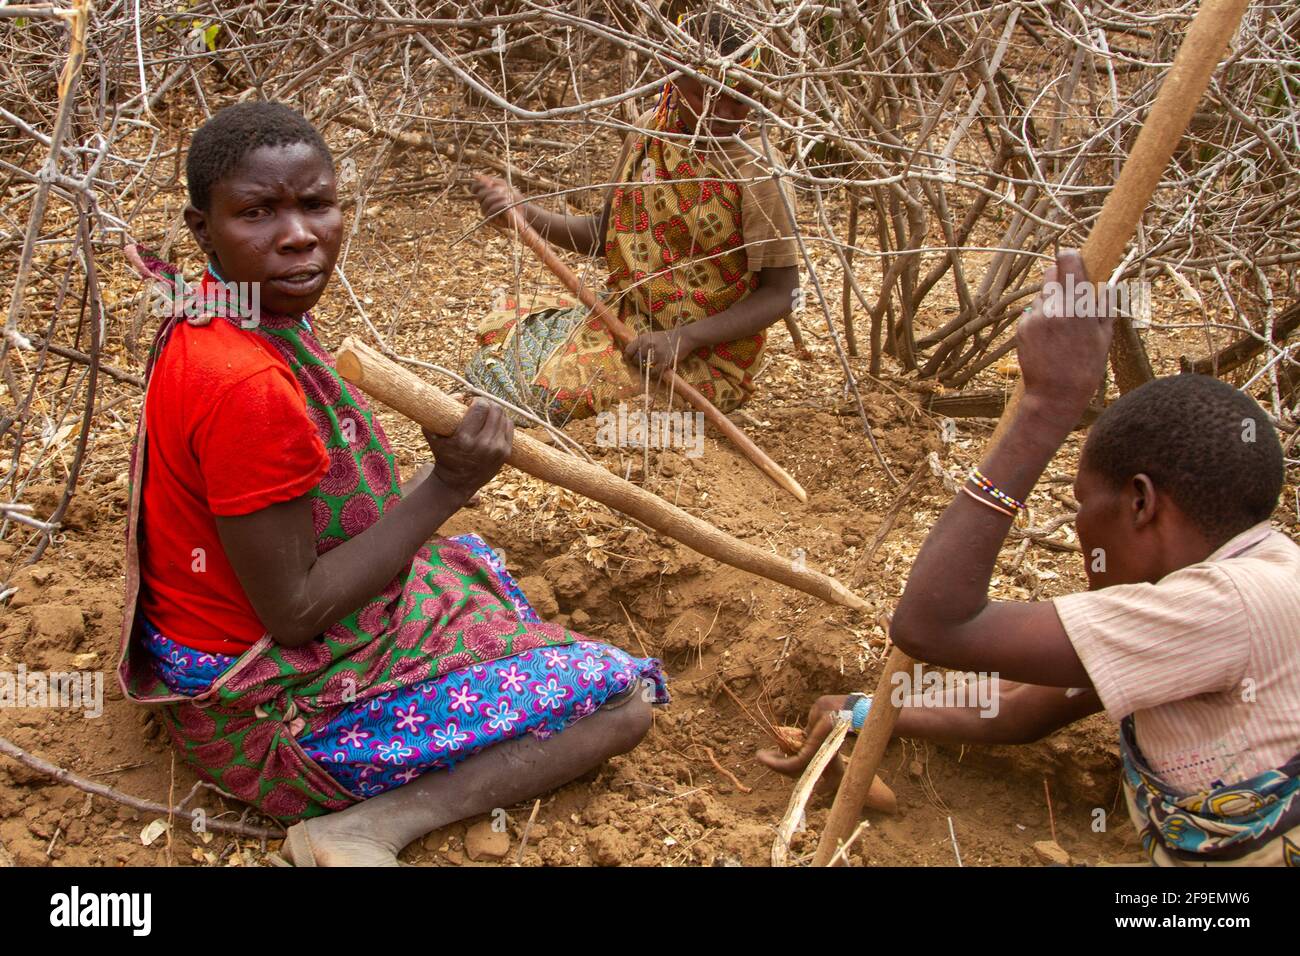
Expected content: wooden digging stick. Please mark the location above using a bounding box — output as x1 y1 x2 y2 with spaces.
480 175 808 504
995 0 1254 443
336 337 867 611
812 0 1253 868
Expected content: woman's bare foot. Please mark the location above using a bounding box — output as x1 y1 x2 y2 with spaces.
282 813 402 867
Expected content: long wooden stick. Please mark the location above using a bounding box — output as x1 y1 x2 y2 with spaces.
1000 0 1253 432
336 337 867 610
481 175 808 504
812 0 1253 867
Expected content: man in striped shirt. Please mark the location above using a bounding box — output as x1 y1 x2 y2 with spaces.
762 249 1299 865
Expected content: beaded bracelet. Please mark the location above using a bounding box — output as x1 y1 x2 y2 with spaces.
967 467 1026 513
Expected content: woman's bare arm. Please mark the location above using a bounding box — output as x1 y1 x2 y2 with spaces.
470 177 611 257
758 682 1103 776
889 250 1113 686
895 681 1103 746
214 401 513 647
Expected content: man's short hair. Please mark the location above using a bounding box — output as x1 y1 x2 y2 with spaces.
186 102 332 211
1082 373 1284 542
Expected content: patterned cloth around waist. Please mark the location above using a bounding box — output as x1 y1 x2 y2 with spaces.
145 534 533 692
464 288 760 424
144 534 669 799
1119 716 1300 866
144 620 237 696
464 298 604 424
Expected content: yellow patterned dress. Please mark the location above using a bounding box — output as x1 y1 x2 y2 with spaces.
464 100 798 424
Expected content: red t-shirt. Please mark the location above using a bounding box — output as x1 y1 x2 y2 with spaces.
140 317 329 654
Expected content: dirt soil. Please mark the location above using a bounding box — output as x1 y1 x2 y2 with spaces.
1 89 1295 868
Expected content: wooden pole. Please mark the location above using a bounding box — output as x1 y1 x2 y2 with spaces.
480 175 808 504
812 0 1253 867
1005 0 1252 425
336 337 867 611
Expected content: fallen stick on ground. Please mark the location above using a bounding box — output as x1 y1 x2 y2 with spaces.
0 735 282 841
947 816 963 867
812 0 1255 867
828 819 874 867
514 798 542 866
862 463 928 562
336 336 868 611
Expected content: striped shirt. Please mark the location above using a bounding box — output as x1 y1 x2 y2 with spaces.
1054 522 1300 795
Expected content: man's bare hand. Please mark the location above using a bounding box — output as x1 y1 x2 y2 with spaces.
1017 247 1115 424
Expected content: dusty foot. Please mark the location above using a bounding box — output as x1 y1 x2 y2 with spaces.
283 815 402 867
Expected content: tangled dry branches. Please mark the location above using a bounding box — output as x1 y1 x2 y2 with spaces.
0 0 1296 572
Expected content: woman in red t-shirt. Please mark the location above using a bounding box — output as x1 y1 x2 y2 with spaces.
118 102 666 866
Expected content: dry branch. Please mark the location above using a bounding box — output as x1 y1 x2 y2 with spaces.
2 1 1295 566
335 336 868 611
0 735 282 840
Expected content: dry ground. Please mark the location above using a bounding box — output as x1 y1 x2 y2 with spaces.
1 90 1294 868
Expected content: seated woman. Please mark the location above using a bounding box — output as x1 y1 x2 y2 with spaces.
464 10 800 424
762 250 1300 867
117 102 667 867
